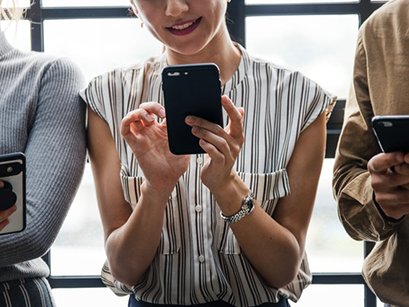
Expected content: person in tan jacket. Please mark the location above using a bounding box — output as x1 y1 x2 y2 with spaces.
333 1 409 306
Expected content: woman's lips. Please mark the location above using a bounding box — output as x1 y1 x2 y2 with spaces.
167 17 202 36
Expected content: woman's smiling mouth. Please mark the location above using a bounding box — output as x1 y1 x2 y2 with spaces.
167 17 202 36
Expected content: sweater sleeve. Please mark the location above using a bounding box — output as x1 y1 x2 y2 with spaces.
0 57 86 266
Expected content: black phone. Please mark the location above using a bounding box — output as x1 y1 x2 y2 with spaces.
0 152 26 235
162 63 223 155
372 115 409 153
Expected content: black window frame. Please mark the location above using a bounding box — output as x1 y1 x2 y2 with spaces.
22 1 386 306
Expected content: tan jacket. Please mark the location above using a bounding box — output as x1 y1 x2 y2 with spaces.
333 0 409 306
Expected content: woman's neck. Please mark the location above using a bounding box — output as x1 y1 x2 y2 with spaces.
165 31 241 86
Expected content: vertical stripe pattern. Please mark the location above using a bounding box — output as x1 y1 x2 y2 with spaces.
0 278 56 307
82 44 336 306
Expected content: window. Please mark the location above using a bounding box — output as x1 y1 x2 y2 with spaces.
9 1 387 306
246 14 358 99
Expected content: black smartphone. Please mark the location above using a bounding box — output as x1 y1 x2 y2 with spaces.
372 115 409 153
0 152 26 235
162 63 223 155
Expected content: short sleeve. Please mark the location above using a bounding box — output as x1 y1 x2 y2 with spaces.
302 78 337 131
80 74 110 123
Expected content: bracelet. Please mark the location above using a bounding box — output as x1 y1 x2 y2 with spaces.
220 191 255 224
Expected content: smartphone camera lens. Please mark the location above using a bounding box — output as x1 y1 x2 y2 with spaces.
381 121 393 128
0 163 22 177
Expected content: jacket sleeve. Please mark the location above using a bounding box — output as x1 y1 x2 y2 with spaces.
332 32 403 242
0 57 86 265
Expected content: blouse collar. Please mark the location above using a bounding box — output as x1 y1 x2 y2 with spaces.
155 43 249 96
222 43 249 95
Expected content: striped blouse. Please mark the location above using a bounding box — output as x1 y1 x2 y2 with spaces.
81 44 336 306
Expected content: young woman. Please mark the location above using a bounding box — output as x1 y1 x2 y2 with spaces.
82 0 336 306
0 1 86 306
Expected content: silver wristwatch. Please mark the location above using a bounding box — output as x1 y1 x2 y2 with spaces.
220 191 255 224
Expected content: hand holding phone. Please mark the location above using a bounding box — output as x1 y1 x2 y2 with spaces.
0 152 26 235
162 63 223 155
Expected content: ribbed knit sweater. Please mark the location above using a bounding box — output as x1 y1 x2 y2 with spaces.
0 32 86 282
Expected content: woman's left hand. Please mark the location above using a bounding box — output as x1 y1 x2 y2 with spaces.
185 95 244 192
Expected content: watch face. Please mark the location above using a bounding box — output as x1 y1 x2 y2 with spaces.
220 192 255 223
243 197 254 212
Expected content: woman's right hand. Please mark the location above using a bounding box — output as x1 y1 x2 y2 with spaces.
0 180 17 231
121 102 190 193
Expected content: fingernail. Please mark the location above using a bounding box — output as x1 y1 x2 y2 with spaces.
186 116 195 123
159 109 166 117
192 126 200 133
146 114 154 121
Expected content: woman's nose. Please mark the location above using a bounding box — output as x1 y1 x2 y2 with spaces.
165 0 189 17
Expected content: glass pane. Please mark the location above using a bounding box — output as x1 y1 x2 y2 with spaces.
42 0 130 7
53 288 129 306
306 159 363 273
51 164 104 276
292 285 365 306
1 20 30 52
246 15 359 100
44 19 163 82
246 0 358 3
1 0 31 8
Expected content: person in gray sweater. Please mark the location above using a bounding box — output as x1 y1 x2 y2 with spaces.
0 7 86 306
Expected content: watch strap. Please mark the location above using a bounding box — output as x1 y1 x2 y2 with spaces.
220 191 255 224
